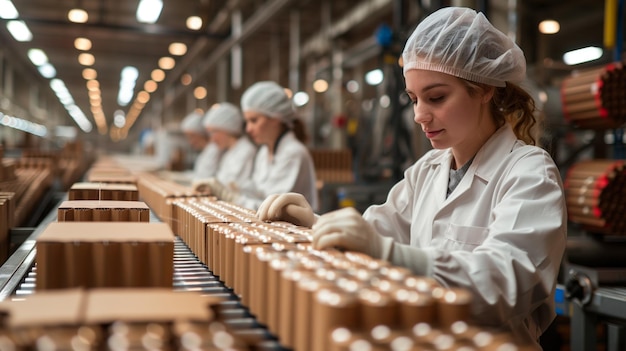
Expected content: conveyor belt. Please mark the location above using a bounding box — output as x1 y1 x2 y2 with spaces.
0 202 286 350
6 236 285 350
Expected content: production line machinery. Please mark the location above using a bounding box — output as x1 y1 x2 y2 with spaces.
0 196 285 351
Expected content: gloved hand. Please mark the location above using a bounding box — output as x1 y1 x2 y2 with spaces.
192 177 213 193
256 193 316 228
312 207 394 259
193 178 239 202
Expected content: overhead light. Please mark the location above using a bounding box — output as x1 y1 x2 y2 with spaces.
78 53 95 66
50 78 92 132
151 69 165 82
346 80 360 93
113 110 126 128
6 20 32 42
136 91 150 104
169 42 187 56
38 63 56 79
538 20 560 34
313 79 329 93
27 48 48 66
82 68 97 80
293 92 310 107
74 37 92 51
186 16 202 30
180 73 192 86
68 8 88 23
144 80 158 93
563 46 603 65
158 56 175 70
136 0 163 24
283 88 293 98
118 66 138 106
194 86 207 100
365 69 384 86
0 0 19 19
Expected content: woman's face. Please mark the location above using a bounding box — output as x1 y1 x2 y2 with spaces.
206 128 230 150
184 131 207 151
244 111 281 145
404 69 494 159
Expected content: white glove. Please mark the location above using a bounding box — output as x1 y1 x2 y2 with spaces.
312 207 394 259
256 193 316 228
192 177 213 193
193 178 239 202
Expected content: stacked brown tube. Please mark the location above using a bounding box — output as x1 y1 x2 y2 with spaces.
310 149 355 184
0 288 251 350
561 62 626 129
68 182 140 201
135 171 212 226
564 159 626 235
170 197 526 350
0 156 54 226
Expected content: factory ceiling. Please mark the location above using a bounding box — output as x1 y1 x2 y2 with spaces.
0 0 613 142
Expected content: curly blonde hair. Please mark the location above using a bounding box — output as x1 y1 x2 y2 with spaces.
464 80 541 145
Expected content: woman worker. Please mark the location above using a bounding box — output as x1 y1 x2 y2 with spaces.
195 81 318 211
255 7 566 348
180 111 222 180
198 102 257 189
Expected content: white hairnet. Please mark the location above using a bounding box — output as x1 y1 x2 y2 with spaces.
240 81 295 123
202 102 244 136
402 7 526 87
180 111 205 134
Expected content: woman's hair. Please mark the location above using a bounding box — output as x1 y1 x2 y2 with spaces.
280 118 309 144
464 80 540 146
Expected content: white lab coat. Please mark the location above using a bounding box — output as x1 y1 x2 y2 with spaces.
215 136 257 187
363 125 566 346
193 142 222 180
237 131 318 210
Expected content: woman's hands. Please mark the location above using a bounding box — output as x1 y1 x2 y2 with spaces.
312 207 394 259
256 192 316 228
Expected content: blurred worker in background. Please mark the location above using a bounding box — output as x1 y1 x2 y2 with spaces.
193 102 257 191
160 111 222 185
181 111 222 181
255 7 566 348
195 81 318 211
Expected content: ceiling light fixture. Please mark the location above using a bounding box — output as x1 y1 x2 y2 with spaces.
6 20 32 42
68 8 88 23
158 56 175 70
168 42 187 56
82 68 97 80
563 46 603 65
313 79 329 93
136 0 163 24
0 0 19 19
193 86 207 99
74 37 92 51
27 48 48 66
118 66 139 106
38 63 56 79
365 69 384 86
293 92 310 107
186 16 202 30
151 69 165 82
538 20 560 34
78 53 95 66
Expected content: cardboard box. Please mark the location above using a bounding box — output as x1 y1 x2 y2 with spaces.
68 182 139 201
57 200 150 222
0 288 84 327
36 222 174 290
83 288 218 324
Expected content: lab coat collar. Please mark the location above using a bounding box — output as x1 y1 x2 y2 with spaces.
420 125 518 203
472 124 519 182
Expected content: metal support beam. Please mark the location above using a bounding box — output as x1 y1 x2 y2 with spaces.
300 0 392 58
